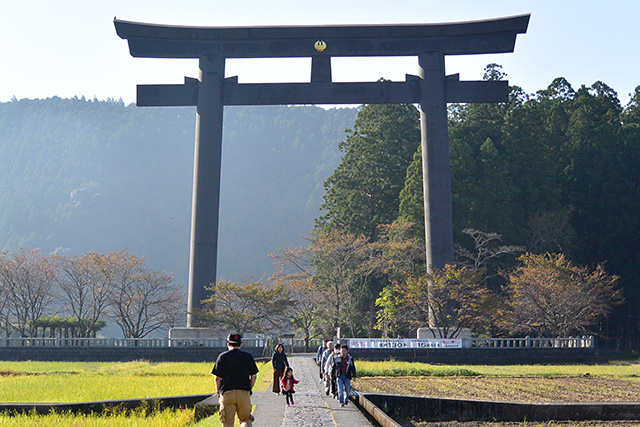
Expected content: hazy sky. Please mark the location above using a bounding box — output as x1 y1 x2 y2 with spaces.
1 0 638 105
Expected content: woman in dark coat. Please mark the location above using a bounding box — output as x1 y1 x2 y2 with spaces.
271 343 290 394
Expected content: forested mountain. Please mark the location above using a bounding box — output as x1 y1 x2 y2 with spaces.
0 97 357 290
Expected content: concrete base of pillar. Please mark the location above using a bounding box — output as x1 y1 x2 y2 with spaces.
169 327 226 340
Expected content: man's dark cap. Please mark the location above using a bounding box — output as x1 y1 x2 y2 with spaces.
227 333 242 345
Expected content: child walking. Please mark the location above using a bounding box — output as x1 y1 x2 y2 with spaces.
280 367 299 406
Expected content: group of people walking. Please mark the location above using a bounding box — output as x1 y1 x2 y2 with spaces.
210 334 356 427
316 339 357 407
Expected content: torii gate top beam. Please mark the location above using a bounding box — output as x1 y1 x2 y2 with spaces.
114 14 530 59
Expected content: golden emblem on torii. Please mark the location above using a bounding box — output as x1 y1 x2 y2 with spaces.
314 40 327 52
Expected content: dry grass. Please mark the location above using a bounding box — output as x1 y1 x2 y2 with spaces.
353 362 640 427
405 421 640 427
353 375 640 402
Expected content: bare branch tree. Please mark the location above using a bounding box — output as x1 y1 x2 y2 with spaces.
198 280 292 335
0 252 15 336
107 253 183 338
271 244 327 350
456 228 524 271
57 253 117 337
0 249 59 337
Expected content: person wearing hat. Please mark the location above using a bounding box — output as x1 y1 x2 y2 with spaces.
212 333 259 427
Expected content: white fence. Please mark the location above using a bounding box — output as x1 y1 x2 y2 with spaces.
0 336 594 349
0 337 317 349
344 336 594 349
469 336 594 348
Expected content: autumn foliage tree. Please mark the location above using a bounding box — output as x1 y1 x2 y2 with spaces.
198 280 292 335
110 268 184 339
376 264 488 338
0 249 183 338
310 230 380 337
504 253 622 337
269 222 426 339
58 252 121 337
270 243 327 351
0 249 59 337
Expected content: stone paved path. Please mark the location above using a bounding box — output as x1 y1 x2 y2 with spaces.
252 354 372 427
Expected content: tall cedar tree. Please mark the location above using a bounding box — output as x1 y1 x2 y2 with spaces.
317 103 420 242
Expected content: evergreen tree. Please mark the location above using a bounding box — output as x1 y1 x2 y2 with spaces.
398 145 426 240
316 103 420 241
563 81 624 265
622 86 640 125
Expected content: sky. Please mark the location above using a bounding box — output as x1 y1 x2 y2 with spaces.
1 0 639 106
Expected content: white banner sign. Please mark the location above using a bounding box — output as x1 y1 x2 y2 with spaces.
348 338 462 349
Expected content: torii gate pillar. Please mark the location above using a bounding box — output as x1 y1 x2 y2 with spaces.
187 55 225 327
419 52 455 271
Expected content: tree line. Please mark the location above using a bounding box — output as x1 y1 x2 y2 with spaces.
197 65 640 349
0 249 183 338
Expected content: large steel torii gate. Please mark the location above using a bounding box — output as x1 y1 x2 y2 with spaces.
115 14 529 327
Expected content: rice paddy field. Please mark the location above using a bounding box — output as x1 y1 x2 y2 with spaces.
0 360 272 426
1 358 639 426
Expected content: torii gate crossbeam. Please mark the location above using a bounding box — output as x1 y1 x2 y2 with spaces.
115 14 529 327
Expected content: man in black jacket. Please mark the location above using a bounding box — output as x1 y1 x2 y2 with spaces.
332 344 356 407
212 334 259 427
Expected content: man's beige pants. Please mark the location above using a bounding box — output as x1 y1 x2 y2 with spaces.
220 389 254 427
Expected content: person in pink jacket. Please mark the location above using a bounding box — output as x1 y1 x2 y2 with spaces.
280 367 299 406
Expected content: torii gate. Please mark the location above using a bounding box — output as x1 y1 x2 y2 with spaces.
115 14 530 327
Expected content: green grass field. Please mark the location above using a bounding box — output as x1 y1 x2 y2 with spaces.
0 360 272 427
0 361 214 402
3 358 638 426
0 408 197 427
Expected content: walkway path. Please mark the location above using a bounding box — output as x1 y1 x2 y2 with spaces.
252 354 372 427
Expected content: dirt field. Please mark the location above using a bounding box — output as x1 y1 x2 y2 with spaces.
353 376 640 427
404 422 640 427
353 375 640 402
